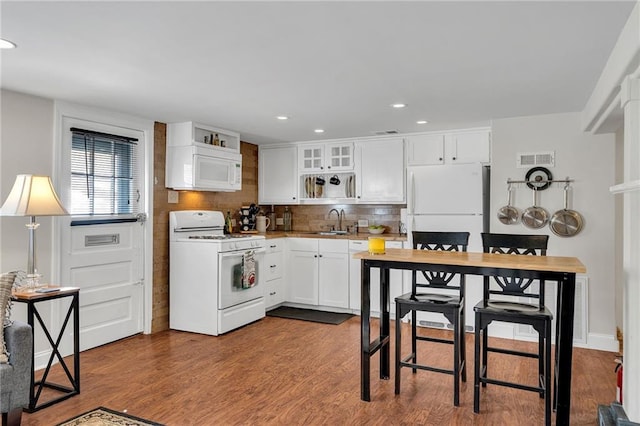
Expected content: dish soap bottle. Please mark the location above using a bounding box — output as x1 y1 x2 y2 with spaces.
225 211 233 234
283 206 292 231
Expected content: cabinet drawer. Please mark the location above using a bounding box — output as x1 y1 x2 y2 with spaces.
265 252 283 281
348 240 368 251
266 239 284 253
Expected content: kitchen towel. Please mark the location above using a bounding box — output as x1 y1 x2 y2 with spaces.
242 250 256 289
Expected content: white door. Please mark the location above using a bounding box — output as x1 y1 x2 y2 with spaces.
408 163 485 215
288 250 319 305
58 117 145 351
258 146 298 204
318 251 349 308
356 138 406 203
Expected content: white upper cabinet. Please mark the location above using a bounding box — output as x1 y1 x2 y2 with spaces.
298 142 354 172
407 133 446 166
167 121 240 153
407 128 491 166
259 145 298 204
355 137 405 204
447 130 491 164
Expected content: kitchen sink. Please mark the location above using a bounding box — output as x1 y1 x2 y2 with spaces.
315 231 349 236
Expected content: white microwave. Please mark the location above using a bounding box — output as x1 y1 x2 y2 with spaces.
166 145 242 192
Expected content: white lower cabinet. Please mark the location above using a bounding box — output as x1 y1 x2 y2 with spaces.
287 238 349 309
349 239 404 317
264 239 285 309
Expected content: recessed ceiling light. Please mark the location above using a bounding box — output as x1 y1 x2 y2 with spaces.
416 120 428 124
0 38 17 49
391 103 407 109
276 115 289 120
314 129 324 133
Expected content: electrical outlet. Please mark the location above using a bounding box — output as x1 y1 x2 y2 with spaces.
358 219 369 227
276 217 284 226
167 190 179 204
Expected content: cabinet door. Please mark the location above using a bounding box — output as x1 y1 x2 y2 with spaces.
299 145 325 172
356 138 406 203
287 250 318 305
447 130 491 164
407 134 445 166
349 240 404 315
325 142 354 171
265 278 284 309
259 146 298 204
318 251 350 308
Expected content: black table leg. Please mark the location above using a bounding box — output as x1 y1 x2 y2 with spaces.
555 272 576 426
380 267 390 380
361 260 371 401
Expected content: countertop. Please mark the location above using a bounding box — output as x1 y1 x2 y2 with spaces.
260 231 407 241
353 248 586 273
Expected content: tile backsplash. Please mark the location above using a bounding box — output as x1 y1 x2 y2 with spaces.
266 204 405 233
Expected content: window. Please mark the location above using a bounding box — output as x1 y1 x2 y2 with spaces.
70 128 139 216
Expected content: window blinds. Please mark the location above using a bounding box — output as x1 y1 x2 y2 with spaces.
70 128 139 216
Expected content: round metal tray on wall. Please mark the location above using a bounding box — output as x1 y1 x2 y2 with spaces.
525 167 553 191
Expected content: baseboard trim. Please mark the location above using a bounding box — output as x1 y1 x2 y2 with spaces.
585 332 620 352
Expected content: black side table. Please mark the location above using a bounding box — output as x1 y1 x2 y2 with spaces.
11 287 80 412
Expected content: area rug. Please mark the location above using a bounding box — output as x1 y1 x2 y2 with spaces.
267 306 354 325
56 407 163 426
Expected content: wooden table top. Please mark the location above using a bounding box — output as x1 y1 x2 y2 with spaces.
11 286 80 301
353 248 586 274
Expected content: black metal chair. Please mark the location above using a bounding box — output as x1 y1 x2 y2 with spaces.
473 233 552 426
395 231 470 406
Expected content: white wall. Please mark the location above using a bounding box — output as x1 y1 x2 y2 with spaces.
491 112 618 351
0 89 56 277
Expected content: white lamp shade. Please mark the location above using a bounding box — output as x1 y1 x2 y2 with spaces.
0 174 68 216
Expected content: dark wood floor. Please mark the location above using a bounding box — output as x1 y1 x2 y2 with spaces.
22 315 615 425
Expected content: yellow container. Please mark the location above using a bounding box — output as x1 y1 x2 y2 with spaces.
368 237 386 255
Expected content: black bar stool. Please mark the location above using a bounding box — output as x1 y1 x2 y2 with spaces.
473 233 552 426
395 231 470 406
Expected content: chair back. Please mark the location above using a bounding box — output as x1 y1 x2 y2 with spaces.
481 233 549 307
412 231 470 296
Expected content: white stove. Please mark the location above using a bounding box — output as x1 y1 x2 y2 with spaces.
169 210 266 336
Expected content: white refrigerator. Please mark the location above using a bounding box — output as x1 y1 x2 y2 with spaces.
405 162 490 330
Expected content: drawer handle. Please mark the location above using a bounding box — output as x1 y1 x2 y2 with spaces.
270 265 277 268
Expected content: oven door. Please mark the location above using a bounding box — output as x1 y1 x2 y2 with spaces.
218 248 265 309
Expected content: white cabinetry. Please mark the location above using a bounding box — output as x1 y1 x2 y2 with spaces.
259 145 298 204
298 142 354 172
167 121 240 152
407 128 490 166
264 239 285 309
166 122 243 192
348 239 404 316
355 138 405 203
287 238 349 308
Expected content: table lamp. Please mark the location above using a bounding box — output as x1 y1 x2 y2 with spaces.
0 175 68 286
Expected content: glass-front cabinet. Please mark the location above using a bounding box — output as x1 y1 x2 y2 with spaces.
298 142 353 172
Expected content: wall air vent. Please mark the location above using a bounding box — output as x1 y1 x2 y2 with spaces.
372 130 399 136
516 151 555 168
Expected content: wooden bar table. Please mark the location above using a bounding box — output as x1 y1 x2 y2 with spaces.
353 248 586 426
11 287 80 412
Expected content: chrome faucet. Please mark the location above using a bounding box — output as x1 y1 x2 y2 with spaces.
328 208 340 231
339 209 345 232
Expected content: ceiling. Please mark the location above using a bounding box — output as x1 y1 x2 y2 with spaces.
0 1 636 145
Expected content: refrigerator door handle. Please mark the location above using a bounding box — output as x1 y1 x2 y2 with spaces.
409 171 415 215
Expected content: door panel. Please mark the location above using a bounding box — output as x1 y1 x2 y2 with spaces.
62 221 143 351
